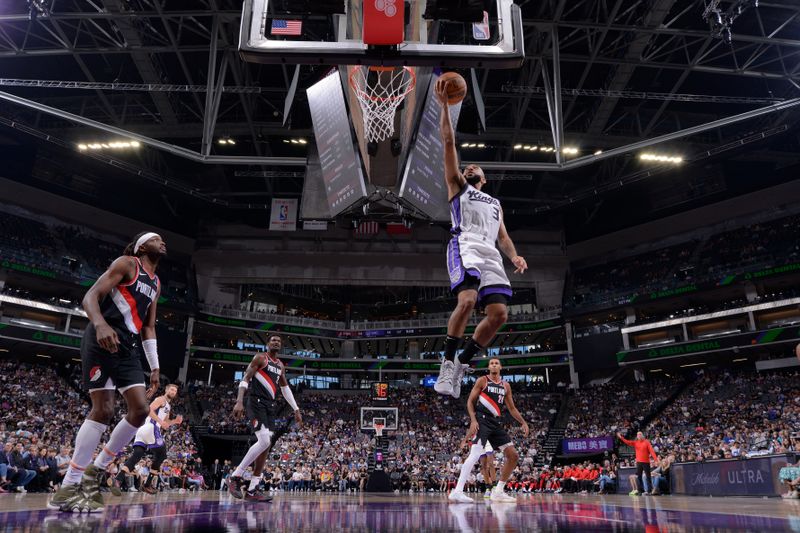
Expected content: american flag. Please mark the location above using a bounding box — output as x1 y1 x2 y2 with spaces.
271 19 302 36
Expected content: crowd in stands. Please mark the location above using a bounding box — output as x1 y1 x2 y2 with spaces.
698 213 800 281
567 212 800 312
567 242 696 310
3 353 798 498
0 359 197 493
644 369 799 462
565 378 681 439
0 209 193 306
190 382 560 494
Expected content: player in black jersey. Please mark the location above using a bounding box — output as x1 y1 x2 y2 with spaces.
52 232 165 513
449 358 528 504
229 334 302 502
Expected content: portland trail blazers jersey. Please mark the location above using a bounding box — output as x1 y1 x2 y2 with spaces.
251 354 283 403
99 257 160 334
477 375 507 418
450 184 502 241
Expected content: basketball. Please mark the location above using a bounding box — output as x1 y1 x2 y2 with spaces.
440 71 467 104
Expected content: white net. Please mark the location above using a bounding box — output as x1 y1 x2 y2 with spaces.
349 66 416 143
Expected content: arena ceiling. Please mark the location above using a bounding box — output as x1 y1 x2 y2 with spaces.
0 0 799 241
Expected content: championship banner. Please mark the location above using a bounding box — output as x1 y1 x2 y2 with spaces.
269 198 298 231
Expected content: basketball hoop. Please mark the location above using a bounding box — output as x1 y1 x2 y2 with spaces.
349 66 416 143
373 416 387 437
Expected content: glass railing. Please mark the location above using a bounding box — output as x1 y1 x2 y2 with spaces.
198 303 561 331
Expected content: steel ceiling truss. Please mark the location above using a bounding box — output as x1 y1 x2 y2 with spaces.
0 0 799 206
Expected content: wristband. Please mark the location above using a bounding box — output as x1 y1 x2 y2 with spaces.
142 339 159 371
239 380 249 389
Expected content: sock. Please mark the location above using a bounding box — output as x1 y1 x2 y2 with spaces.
94 418 139 469
248 476 261 491
444 335 461 362
496 480 505 492
457 338 485 364
62 419 108 486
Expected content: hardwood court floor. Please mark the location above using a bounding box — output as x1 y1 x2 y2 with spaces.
1 491 798 531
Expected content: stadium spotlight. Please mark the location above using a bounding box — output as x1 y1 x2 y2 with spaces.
78 140 141 151
639 153 683 164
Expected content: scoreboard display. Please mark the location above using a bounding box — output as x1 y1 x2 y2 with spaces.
372 382 389 402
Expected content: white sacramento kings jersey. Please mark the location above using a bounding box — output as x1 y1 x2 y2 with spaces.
156 400 171 422
449 184 502 240
134 398 170 448
446 183 511 297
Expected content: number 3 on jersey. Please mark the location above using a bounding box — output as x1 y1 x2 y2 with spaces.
492 207 500 221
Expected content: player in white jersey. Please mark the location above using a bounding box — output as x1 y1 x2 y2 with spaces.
480 442 496 498
116 384 182 494
432 78 528 399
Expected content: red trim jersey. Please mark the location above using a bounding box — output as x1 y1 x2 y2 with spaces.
251 353 283 403
477 375 506 417
99 257 159 334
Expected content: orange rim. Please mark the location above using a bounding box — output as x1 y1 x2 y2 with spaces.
348 66 417 103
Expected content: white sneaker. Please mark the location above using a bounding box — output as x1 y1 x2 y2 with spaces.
450 363 471 399
490 489 516 503
448 490 474 504
129 487 138 493
434 360 455 395
483 490 491 499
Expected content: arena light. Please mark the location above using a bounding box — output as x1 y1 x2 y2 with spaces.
562 147 579 155
680 362 706 368
77 140 141 151
594 150 603 155
513 144 522 150
218 137 236 145
36 354 51 358
732 358 748 362
639 153 683 164
0 348 8 352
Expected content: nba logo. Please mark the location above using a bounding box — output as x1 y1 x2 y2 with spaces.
473 11 490 41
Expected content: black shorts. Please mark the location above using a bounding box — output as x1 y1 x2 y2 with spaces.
246 397 278 433
472 412 512 451
82 324 145 392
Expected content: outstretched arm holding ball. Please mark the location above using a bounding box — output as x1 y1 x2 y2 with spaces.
435 76 466 201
